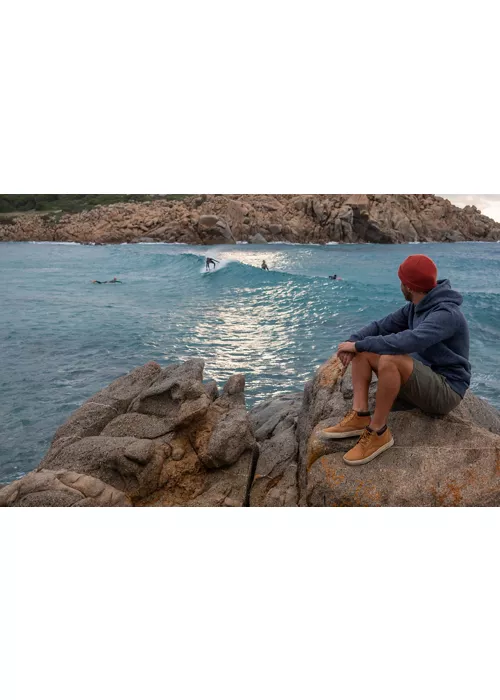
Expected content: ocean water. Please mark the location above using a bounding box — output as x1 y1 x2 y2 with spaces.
1 241 499 482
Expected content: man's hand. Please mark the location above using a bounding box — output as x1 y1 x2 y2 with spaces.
337 341 357 369
338 341 357 355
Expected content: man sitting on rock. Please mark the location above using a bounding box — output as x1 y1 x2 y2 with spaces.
321 254 471 466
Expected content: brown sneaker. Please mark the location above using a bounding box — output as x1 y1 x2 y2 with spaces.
320 410 371 440
343 427 394 466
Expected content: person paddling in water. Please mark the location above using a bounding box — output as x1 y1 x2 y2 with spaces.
205 257 219 271
329 274 342 280
92 277 122 284
261 260 269 270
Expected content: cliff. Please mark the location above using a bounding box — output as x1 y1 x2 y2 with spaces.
1 194 500 245
2 357 500 507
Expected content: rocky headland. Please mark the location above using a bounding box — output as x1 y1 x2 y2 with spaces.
2 357 500 507
1 194 500 245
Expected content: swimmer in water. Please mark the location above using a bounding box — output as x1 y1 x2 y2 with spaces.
92 277 122 284
205 257 219 271
261 260 269 270
329 274 342 280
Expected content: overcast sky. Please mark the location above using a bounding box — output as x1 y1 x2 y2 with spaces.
439 195 500 223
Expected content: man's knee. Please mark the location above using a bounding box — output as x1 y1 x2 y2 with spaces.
353 351 380 366
378 354 397 370
378 354 414 382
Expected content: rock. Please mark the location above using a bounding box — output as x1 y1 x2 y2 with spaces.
198 215 219 227
248 393 302 506
0 470 132 507
250 426 299 506
38 362 163 467
101 413 173 439
188 375 255 469
222 373 246 397
38 435 167 498
268 224 282 236
345 194 370 211
2 360 257 507
197 215 235 243
250 393 302 441
249 232 268 244
204 380 219 402
129 359 211 430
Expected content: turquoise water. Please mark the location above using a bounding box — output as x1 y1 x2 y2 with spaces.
1 241 499 482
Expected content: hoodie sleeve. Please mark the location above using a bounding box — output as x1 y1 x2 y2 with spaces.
348 305 410 343
354 308 458 355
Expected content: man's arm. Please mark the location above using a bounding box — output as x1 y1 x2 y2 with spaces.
348 305 410 343
355 308 458 355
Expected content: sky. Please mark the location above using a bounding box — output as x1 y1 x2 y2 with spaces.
439 195 500 223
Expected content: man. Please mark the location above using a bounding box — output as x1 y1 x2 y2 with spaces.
261 260 269 270
321 255 471 466
206 257 219 271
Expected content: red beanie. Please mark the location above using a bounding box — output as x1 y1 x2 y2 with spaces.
398 255 438 293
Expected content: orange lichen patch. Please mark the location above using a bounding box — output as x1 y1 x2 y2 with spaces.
321 459 346 488
431 480 464 507
352 480 383 506
316 355 344 388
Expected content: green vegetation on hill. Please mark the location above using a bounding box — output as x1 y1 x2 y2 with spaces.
0 194 189 214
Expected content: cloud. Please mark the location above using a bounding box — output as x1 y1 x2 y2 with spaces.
439 194 500 223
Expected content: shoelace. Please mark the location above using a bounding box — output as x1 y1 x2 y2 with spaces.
340 410 357 426
357 429 374 448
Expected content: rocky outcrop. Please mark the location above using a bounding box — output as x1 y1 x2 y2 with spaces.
2 358 500 507
2 194 500 244
1 360 257 507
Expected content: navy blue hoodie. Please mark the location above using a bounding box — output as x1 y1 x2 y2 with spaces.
348 280 471 397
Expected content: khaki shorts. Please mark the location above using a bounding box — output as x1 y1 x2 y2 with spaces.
397 359 462 415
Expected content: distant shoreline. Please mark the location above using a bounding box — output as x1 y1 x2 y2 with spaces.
2 194 500 245
2 239 499 246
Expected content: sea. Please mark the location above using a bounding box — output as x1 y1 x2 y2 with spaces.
1 241 499 483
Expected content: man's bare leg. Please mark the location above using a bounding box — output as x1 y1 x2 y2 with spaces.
370 355 414 430
351 352 381 413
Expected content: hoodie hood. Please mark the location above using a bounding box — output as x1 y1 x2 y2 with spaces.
415 279 463 315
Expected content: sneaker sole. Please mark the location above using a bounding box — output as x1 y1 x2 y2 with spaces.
343 437 395 466
320 429 366 440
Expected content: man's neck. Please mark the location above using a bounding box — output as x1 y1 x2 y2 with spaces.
411 291 427 305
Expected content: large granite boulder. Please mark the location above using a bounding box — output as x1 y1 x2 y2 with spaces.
1 360 257 507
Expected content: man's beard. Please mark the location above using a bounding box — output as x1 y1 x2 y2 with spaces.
402 287 413 302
